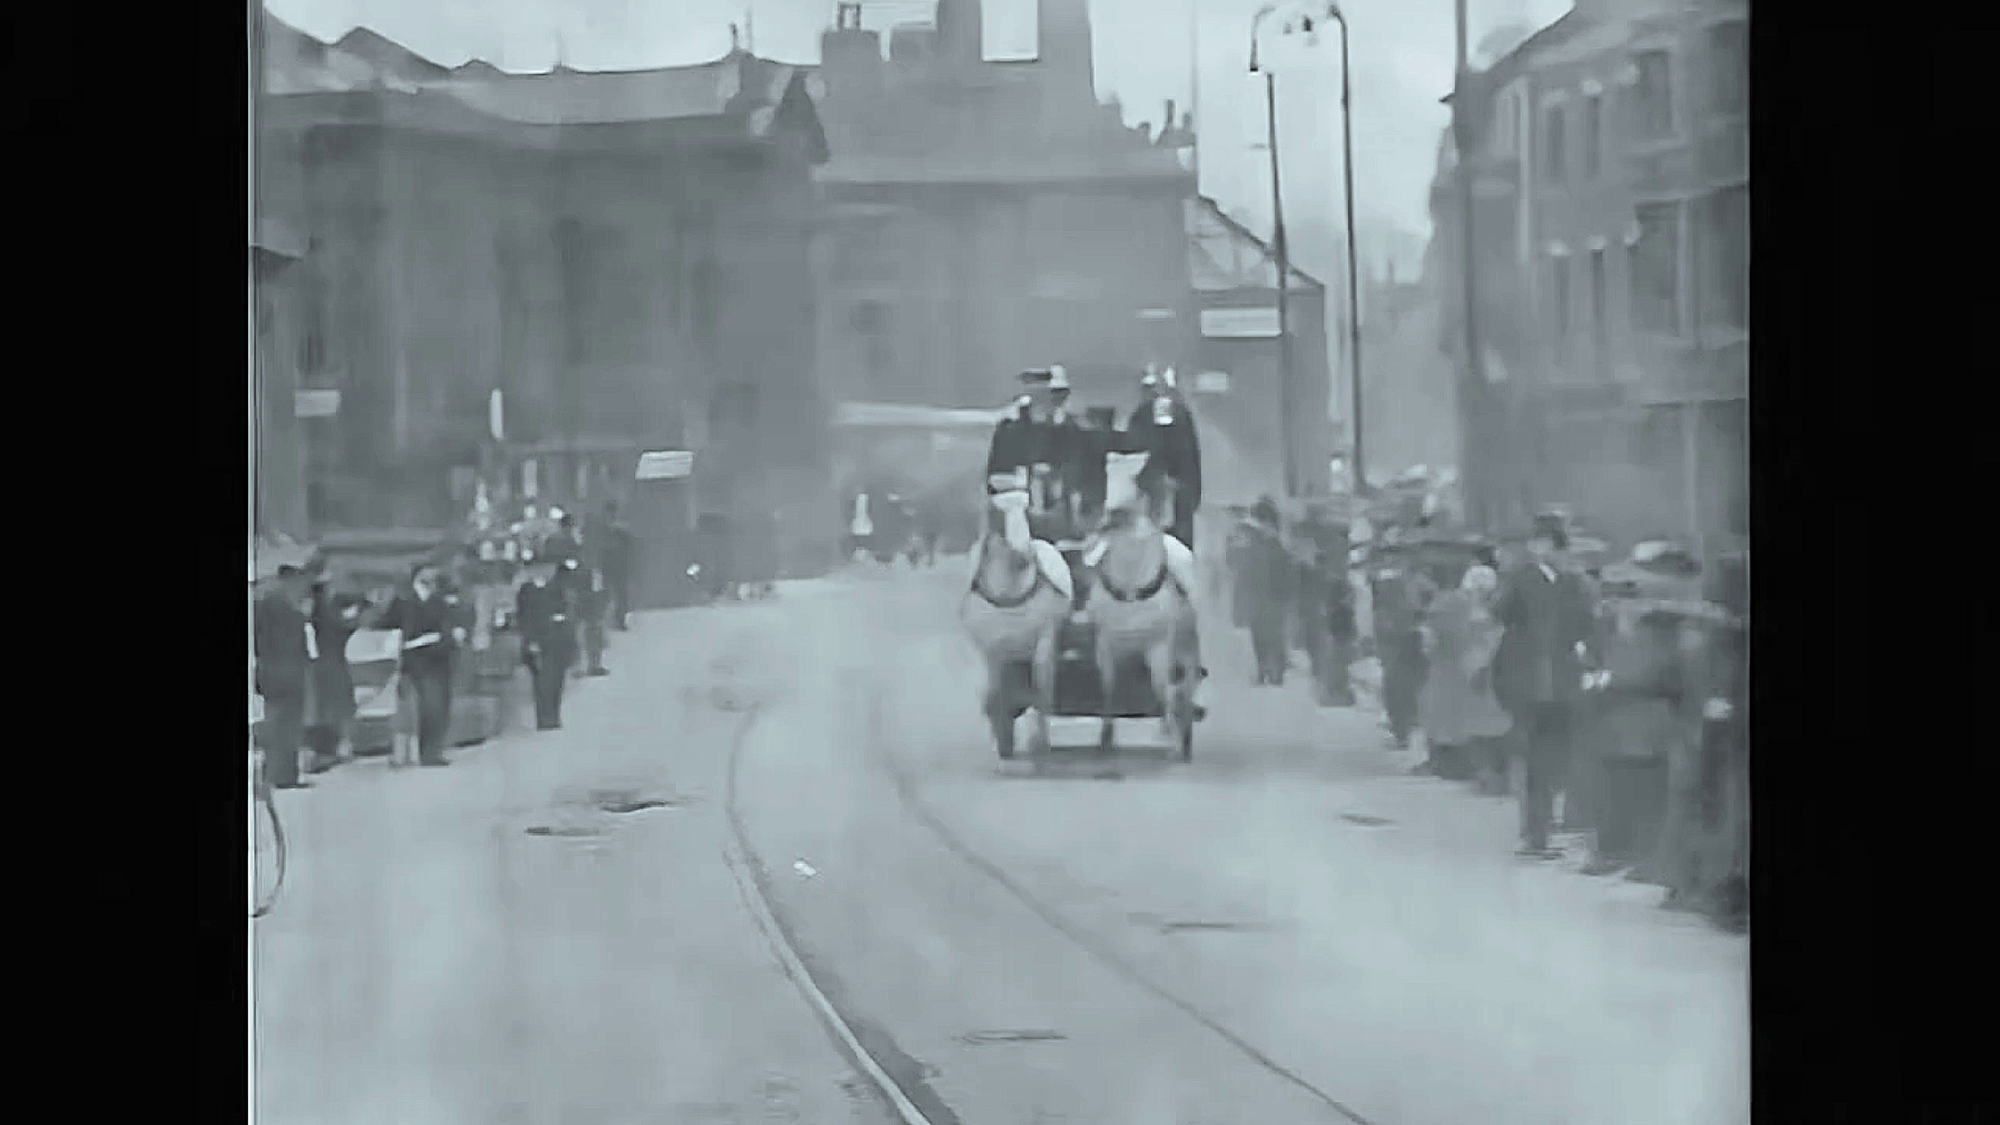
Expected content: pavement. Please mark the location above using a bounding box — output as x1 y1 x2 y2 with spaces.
254 562 1749 1125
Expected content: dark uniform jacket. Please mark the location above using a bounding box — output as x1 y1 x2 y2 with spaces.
378 590 458 679
985 412 1045 487
515 580 577 665
254 591 311 700
1125 395 1204 515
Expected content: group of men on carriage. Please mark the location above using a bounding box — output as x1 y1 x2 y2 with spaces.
959 362 1209 759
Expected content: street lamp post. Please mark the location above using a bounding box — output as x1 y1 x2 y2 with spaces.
1278 4 1366 496
1248 4 1299 498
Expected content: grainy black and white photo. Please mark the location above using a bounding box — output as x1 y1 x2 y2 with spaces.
249 0 1749 1121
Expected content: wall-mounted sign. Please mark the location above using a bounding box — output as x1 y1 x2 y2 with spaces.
1193 370 1231 394
635 450 695 481
1200 307 1281 339
982 0 1041 62
294 389 341 418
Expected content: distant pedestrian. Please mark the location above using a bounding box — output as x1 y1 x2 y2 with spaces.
377 562 464 767
516 552 576 730
253 565 315 789
1235 497 1295 686
601 500 634 629
1493 513 1601 858
578 559 611 677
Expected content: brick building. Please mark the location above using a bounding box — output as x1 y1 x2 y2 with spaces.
807 0 1198 411
257 16 832 569
1431 0 1748 547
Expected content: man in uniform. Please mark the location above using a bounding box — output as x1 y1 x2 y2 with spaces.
1125 367 1203 552
516 551 577 730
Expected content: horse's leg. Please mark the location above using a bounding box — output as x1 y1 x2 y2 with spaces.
1094 629 1118 751
1144 638 1180 752
1028 622 1057 757
984 659 1017 760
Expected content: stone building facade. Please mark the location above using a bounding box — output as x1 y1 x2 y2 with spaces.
808 0 1198 412
258 17 832 569
1431 0 1748 547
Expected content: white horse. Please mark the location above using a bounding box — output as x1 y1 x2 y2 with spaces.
1083 457 1201 759
958 491 1073 760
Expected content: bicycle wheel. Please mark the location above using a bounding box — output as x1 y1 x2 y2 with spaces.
253 789 286 918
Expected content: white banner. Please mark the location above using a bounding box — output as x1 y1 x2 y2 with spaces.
635 450 695 481
1200 307 1280 338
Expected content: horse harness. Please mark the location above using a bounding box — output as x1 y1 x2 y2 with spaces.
1097 554 1170 603
971 554 1049 609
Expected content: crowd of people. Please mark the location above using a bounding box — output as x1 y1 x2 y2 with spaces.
1224 493 1749 932
250 500 637 787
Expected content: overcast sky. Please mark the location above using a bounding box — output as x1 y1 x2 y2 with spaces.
268 0 1570 273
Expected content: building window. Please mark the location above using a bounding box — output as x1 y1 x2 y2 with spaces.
1583 94 1603 178
1542 102 1566 179
1550 255 1572 341
1708 21 1748 115
1630 49 1674 140
1702 185 1750 331
1630 203 1681 335
1589 247 1609 367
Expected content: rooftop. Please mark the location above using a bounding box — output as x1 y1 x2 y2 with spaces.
1186 196 1324 293
263 13 821 139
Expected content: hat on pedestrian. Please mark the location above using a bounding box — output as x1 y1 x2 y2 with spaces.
1047 365 1071 392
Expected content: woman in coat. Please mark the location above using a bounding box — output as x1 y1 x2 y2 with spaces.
1418 565 1513 783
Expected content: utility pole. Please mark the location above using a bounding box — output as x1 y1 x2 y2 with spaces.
1250 5 1298 498
1326 4 1365 496
1451 0 1489 529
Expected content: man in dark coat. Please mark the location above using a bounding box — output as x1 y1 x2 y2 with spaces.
1493 511 1602 858
1125 370 1203 552
377 561 464 766
516 551 577 729
253 565 314 789
1234 498 1295 685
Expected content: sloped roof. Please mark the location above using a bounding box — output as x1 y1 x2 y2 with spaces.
1185 196 1323 292
434 54 805 126
332 27 451 81
263 17 819 140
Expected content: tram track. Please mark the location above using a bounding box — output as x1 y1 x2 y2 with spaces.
721 656 1380 1125
860 685 1381 1125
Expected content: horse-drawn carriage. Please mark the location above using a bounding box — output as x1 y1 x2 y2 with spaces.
963 444 1203 763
